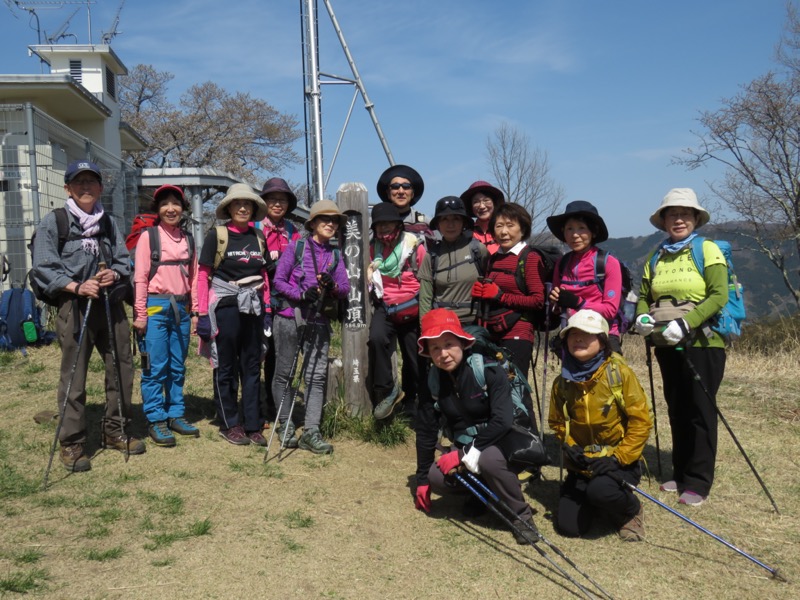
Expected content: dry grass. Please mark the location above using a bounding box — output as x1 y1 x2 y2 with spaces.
0 333 797 599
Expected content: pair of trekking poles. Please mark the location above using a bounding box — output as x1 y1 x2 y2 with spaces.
42 262 131 490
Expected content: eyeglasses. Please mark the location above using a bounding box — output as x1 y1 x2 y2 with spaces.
264 197 289 205
389 182 412 190
315 215 339 224
472 197 493 207
664 210 695 221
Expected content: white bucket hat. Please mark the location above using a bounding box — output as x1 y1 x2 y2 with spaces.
216 183 268 221
559 309 609 339
649 188 710 231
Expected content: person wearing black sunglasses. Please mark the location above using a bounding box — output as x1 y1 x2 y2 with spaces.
376 164 432 243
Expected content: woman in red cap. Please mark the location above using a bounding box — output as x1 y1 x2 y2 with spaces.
460 180 506 254
132 185 200 447
414 308 537 543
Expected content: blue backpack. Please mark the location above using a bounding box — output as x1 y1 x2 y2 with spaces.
0 284 53 354
648 237 745 342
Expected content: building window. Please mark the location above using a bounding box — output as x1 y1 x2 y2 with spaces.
105 66 116 100
69 60 82 83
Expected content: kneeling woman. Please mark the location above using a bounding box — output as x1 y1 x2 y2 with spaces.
414 308 537 543
548 310 652 541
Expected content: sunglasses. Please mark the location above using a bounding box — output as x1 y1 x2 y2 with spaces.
389 182 412 190
315 215 339 224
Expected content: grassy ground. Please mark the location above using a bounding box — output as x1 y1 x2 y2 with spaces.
0 334 797 599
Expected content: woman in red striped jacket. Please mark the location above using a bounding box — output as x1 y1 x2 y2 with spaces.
470 203 546 383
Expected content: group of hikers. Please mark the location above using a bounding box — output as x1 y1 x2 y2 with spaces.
31 159 730 546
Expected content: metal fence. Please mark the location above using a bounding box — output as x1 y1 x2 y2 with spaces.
0 103 137 286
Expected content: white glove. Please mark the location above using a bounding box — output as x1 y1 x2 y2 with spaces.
634 314 655 336
662 318 690 345
462 445 482 474
263 327 272 338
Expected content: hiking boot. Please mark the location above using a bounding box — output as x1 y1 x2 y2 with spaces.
373 385 404 420
219 425 250 446
678 490 706 507
103 434 146 455
275 421 299 449
659 480 679 493
298 429 333 455
247 431 267 446
512 516 538 545
168 417 200 437
619 505 645 542
60 444 91 472
148 421 177 447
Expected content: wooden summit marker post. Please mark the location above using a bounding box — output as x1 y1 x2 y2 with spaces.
336 183 371 415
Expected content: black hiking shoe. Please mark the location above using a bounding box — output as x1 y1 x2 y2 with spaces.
512 516 538 545
149 421 177 447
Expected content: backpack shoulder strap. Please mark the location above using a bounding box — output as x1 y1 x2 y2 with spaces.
515 245 532 294
53 207 71 253
469 237 485 277
468 353 488 391
285 220 295 239
294 238 306 264
147 226 161 281
606 356 625 416
331 247 340 272
0 287 12 322
185 229 195 263
595 248 608 288
213 225 228 270
689 236 706 275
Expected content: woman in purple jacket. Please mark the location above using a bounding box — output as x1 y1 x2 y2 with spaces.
271 200 350 454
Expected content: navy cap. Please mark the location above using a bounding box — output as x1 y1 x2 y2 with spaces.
64 160 102 184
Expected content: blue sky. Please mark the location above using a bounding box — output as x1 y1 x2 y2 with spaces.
1 0 792 237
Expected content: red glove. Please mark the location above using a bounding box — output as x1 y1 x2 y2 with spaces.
436 450 461 476
415 484 431 512
470 281 484 298
479 281 503 301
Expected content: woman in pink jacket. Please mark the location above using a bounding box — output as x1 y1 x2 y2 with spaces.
132 185 199 447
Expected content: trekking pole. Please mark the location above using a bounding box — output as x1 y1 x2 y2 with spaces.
677 346 780 514
607 471 786 581
454 473 606 600
539 282 552 435
42 297 93 491
644 339 663 478
99 262 130 462
464 472 615 600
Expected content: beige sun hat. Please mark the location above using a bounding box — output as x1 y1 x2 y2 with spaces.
216 183 268 221
649 188 710 231
305 199 345 231
559 309 610 339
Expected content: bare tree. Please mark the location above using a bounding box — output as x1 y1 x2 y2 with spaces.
486 122 565 244
678 7 800 307
119 64 302 187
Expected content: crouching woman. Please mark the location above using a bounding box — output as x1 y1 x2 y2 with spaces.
413 308 537 544
549 309 652 541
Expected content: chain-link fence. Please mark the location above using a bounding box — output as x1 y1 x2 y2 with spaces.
0 103 137 286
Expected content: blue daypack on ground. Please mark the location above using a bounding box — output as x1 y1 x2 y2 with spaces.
0 284 56 353
649 237 745 342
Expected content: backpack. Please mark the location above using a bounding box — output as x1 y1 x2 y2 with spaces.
272 237 343 321
556 248 638 334
142 226 195 282
0 284 53 353
429 236 485 311
648 237 745 343
125 213 159 252
27 208 115 306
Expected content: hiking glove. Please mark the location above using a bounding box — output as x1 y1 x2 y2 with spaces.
563 444 590 470
633 314 655 336
662 318 690 345
196 315 212 342
414 484 431 513
301 286 321 305
470 281 484 298
318 272 335 291
263 313 273 337
588 456 619 477
462 445 482 474
436 450 461 476
556 289 582 310
478 281 503 302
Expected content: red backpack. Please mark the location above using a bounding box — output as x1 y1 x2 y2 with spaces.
125 213 159 252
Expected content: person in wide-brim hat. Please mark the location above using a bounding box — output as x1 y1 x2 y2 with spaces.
376 164 424 205
649 188 710 231
260 177 298 214
460 180 505 218
216 183 268 221
305 199 345 231
429 196 473 231
546 200 609 244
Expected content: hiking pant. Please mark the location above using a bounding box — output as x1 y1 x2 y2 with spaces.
213 305 263 433
368 304 422 404
55 297 134 445
271 315 330 431
655 345 726 497
557 463 641 537
140 297 190 423
427 445 533 521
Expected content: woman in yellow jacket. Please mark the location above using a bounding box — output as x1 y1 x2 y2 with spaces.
549 309 652 541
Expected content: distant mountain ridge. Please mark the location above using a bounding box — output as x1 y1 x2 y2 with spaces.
546 223 797 321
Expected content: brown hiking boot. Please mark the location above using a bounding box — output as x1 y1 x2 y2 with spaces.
103 434 146 455
60 444 91 472
619 504 645 542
